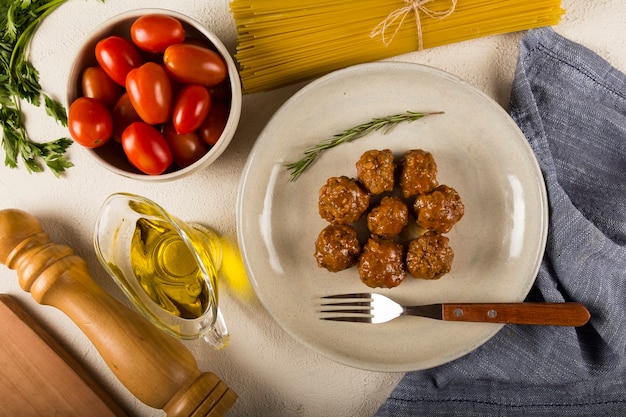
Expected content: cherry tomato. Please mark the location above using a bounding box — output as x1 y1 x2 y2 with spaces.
111 93 142 143
95 36 144 86
197 101 229 146
68 97 113 148
172 84 211 134
122 122 172 175
125 62 173 125
81 66 123 108
163 122 208 168
163 44 227 86
130 14 185 53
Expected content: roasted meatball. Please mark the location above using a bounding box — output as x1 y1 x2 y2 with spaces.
318 176 370 224
406 231 454 279
358 237 406 288
400 149 438 198
413 184 464 233
314 224 362 272
355 149 396 194
367 196 409 238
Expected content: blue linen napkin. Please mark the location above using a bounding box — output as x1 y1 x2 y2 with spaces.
376 27 626 416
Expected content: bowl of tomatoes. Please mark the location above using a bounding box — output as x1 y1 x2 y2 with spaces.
67 9 242 180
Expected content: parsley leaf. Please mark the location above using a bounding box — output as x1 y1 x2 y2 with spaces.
0 0 99 177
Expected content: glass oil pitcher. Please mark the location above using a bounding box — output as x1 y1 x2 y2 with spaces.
94 192 229 349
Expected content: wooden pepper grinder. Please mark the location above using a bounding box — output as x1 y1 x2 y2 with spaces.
0 208 237 417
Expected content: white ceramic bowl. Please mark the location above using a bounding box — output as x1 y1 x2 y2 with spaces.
67 8 242 181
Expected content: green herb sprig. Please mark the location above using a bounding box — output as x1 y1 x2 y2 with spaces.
284 110 443 181
0 0 103 176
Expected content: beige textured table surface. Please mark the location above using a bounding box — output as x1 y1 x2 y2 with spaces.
1 1 625 416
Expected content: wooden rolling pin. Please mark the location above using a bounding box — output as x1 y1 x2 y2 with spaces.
0 208 236 417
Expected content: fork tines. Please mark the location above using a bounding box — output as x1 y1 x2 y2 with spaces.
321 293 372 300
320 293 373 309
320 315 373 323
319 293 374 322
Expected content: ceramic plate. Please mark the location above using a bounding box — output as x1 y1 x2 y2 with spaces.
236 62 548 372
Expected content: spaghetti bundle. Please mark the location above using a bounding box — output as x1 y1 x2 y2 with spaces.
230 0 564 93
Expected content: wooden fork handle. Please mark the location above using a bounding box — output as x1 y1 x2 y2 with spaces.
441 302 590 326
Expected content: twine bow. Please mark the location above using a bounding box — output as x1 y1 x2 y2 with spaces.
371 0 457 49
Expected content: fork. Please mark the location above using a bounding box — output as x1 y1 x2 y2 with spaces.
319 293 590 326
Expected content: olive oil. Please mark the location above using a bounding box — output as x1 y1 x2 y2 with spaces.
130 217 210 319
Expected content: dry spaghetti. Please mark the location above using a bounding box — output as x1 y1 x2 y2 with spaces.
230 0 564 93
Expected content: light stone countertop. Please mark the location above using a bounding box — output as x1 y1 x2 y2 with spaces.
1 1 624 416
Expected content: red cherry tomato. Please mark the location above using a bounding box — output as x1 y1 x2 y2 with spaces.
68 97 113 148
121 122 172 175
172 84 211 134
111 93 142 143
130 14 185 53
81 66 123 108
125 62 173 125
197 101 229 146
163 44 227 86
95 36 144 86
163 122 208 168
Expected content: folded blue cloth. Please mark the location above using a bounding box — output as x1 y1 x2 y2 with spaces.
376 27 626 416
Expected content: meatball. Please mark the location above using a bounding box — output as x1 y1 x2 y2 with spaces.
413 184 464 233
367 196 409 238
406 231 454 279
314 224 362 272
355 149 396 194
318 176 370 224
358 237 406 288
400 149 438 198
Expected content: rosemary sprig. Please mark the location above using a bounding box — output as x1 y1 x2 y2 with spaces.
284 110 443 181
